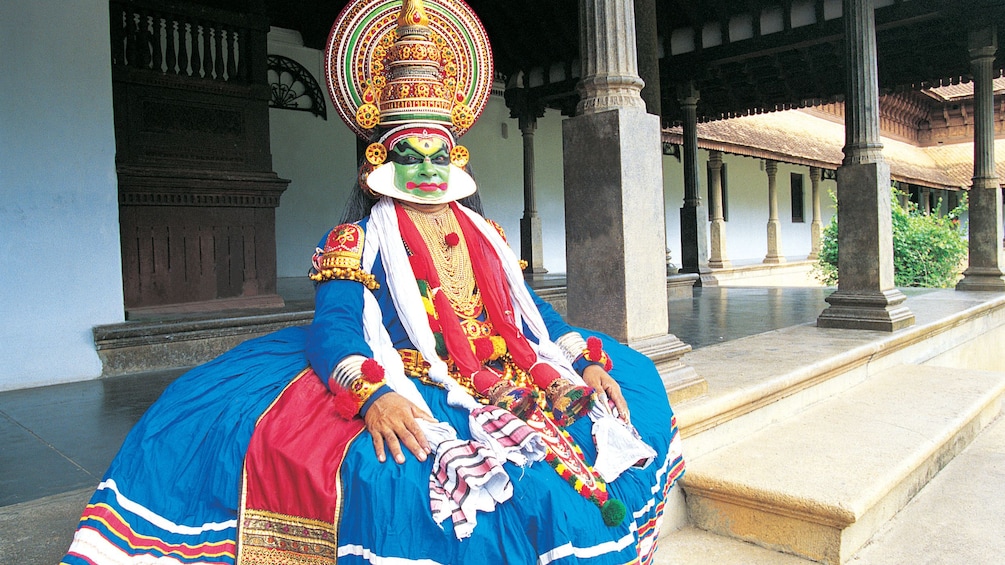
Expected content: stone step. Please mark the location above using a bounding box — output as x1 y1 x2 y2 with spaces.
680 363 1005 565
675 291 1005 461
653 527 816 565
847 411 1005 564
92 275 699 378
94 311 313 376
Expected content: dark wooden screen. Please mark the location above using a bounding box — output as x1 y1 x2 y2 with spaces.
110 0 288 313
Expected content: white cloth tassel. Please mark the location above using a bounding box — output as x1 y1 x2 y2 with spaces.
468 405 547 467
419 420 513 539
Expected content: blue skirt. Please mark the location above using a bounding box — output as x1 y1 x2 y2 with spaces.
62 327 683 565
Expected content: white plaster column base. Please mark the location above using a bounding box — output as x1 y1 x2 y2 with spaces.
808 220 823 260
764 219 786 264
520 214 548 274
709 219 732 269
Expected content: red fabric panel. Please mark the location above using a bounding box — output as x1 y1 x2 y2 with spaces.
243 369 365 521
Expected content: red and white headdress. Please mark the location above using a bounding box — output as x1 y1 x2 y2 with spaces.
324 0 493 203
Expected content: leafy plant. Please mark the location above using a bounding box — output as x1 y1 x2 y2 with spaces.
813 188 968 288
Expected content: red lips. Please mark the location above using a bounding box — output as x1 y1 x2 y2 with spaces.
406 182 448 192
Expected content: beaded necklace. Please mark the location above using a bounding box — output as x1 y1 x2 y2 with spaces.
403 205 483 318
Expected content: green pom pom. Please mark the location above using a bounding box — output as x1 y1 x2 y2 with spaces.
434 333 447 357
601 498 626 527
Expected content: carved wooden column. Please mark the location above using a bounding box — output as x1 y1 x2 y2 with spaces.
957 26 1005 291
817 0 914 331
564 0 701 400
505 87 549 277
764 160 785 264
678 82 711 280
708 151 731 269
898 189 910 210
919 186 932 215
808 166 823 260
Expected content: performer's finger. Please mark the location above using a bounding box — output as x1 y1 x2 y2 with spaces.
607 385 631 422
385 433 406 464
398 428 427 462
595 390 610 411
411 405 436 423
371 432 387 463
405 412 433 454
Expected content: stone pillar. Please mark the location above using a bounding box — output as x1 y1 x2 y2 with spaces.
817 0 914 331
678 82 711 281
764 160 786 264
564 0 702 400
919 186 931 215
957 26 1005 291
519 110 548 276
808 166 823 260
708 151 731 269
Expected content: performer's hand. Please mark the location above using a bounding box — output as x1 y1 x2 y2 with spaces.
582 364 630 423
363 392 435 464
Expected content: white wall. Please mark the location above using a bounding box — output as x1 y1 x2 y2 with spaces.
268 29 359 277
1 0 123 391
663 151 837 266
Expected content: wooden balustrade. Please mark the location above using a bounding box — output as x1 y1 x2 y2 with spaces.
110 0 262 83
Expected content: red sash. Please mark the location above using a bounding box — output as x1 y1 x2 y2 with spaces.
394 203 542 378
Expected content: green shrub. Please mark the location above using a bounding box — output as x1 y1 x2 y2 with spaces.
813 188 968 288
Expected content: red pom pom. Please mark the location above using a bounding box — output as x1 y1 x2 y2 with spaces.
360 359 385 383
445 232 460 247
473 337 495 362
529 363 561 389
332 388 361 420
586 336 603 360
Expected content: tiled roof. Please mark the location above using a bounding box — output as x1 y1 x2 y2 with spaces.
663 109 1005 189
923 76 1005 101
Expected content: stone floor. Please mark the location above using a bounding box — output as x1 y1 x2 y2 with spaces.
0 286 836 508
8 283 978 564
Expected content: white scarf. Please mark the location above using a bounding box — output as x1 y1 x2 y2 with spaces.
360 197 652 527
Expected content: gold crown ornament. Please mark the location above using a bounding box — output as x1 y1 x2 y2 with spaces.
325 0 493 204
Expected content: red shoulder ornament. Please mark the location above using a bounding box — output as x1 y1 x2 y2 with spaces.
309 223 379 289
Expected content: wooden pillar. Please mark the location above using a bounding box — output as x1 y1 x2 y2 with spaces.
817 0 914 331
708 151 731 269
564 0 701 399
808 166 823 260
957 26 1005 291
519 106 548 276
764 160 785 264
919 186 931 215
678 82 710 279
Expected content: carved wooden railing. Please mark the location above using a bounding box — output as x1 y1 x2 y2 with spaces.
109 0 266 85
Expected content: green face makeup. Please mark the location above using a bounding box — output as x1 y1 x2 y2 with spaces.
390 136 451 200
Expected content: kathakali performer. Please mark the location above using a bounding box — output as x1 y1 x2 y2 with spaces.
62 0 684 563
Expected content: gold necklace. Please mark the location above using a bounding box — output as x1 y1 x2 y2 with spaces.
403 206 483 317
